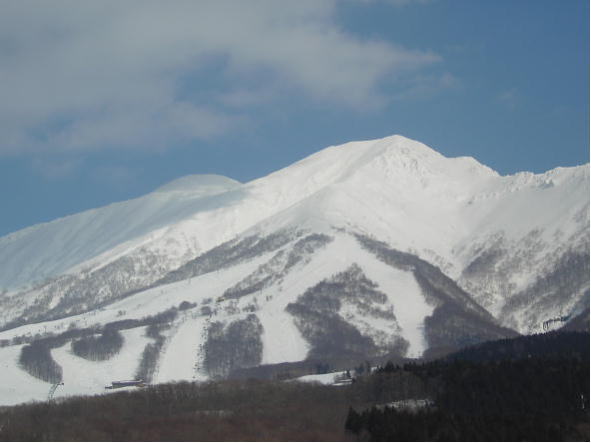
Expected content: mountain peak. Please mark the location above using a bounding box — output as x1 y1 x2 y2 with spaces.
0 134 587 406
153 174 241 195
331 134 499 189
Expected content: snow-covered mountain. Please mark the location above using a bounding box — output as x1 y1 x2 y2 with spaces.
0 135 587 405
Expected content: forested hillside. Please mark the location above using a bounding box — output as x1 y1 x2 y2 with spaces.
0 330 587 441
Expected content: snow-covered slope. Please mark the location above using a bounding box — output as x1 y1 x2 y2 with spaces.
0 134 587 406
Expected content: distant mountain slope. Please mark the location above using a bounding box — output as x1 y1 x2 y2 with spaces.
0 134 587 405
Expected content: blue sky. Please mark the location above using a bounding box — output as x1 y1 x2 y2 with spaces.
0 0 588 237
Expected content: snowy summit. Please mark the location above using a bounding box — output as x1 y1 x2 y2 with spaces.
0 135 587 406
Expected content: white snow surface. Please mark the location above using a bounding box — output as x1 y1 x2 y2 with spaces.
51 327 150 399
0 231 437 405
3 134 585 293
291 372 341 385
0 345 50 406
0 327 150 405
153 313 209 384
0 134 587 406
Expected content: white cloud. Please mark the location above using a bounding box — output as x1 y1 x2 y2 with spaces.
0 0 439 155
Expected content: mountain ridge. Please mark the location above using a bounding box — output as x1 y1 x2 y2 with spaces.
0 134 587 405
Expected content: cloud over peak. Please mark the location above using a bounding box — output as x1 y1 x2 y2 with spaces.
0 0 439 154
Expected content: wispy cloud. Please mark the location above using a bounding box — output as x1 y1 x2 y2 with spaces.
31 157 83 180
91 165 139 189
352 0 434 5
496 89 519 109
392 72 459 101
0 0 440 156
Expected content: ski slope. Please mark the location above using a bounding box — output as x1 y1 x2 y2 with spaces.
0 134 587 406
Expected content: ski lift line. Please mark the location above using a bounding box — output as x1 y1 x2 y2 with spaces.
541 315 570 331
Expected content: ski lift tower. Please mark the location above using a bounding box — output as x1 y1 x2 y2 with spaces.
47 381 64 401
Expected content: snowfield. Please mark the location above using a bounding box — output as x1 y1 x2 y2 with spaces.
0 134 587 406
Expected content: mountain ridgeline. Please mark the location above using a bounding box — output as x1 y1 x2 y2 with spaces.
0 135 587 405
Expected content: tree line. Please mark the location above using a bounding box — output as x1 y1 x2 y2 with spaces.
2 330 588 441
